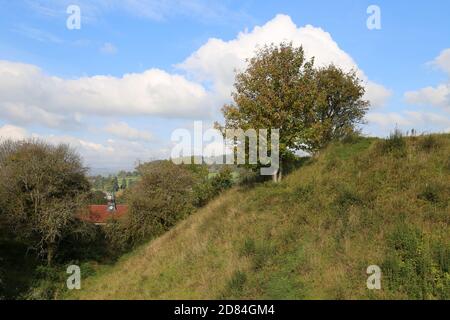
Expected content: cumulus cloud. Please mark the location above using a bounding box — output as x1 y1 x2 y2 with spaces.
0 122 161 170
179 14 391 108
405 84 450 111
0 14 396 169
405 48 450 113
0 60 213 127
0 14 391 131
431 48 450 74
0 124 29 141
105 122 153 141
23 130 160 170
366 111 450 132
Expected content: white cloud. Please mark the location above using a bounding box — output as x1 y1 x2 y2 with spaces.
100 42 118 55
0 122 160 170
366 111 450 131
0 14 391 131
405 48 450 113
0 102 77 128
365 82 393 110
42 134 115 153
0 124 29 141
0 60 213 127
431 48 450 74
105 122 152 141
1 14 398 169
179 14 391 108
31 133 163 170
405 84 450 112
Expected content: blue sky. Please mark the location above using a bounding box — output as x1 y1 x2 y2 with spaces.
0 0 449 172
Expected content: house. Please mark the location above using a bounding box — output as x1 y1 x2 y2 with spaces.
83 204 128 225
81 193 128 226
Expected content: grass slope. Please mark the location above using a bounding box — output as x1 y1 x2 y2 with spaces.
69 134 450 300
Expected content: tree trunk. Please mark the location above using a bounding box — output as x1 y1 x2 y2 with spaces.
47 244 55 266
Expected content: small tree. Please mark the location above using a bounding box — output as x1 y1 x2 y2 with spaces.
121 177 127 190
0 140 91 265
220 42 369 181
304 65 369 152
111 177 120 192
125 161 196 244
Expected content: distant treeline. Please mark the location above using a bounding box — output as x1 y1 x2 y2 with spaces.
89 171 140 192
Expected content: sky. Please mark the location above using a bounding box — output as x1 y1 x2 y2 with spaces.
0 0 449 173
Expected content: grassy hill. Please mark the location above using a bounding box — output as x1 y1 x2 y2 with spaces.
69 134 449 300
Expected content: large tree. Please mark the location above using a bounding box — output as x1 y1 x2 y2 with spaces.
220 42 369 181
0 140 91 265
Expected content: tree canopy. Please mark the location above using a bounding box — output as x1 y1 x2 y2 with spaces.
220 42 369 179
0 140 91 265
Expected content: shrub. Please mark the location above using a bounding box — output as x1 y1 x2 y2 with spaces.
382 224 449 299
123 161 196 245
418 184 441 204
418 135 441 152
240 238 256 257
0 139 91 266
335 188 362 209
341 131 363 144
86 190 107 205
193 166 234 207
25 265 66 300
104 219 133 253
210 167 234 194
222 271 247 298
377 129 407 157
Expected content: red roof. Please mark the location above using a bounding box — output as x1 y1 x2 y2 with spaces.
81 205 129 224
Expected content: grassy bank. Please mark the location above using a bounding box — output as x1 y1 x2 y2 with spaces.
68 134 450 300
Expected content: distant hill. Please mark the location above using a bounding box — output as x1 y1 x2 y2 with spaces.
69 134 449 300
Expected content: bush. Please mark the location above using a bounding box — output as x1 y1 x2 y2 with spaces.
86 190 107 205
240 238 256 257
122 161 196 245
335 187 362 210
104 219 133 253
418 184 441 204
0 139 91 266
106 162 236 251
222 270 247 298
25 265 66 300
210 167 234 195
193 166 234 207
377 129 407 157
418 135 441 152
382 224 449 299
